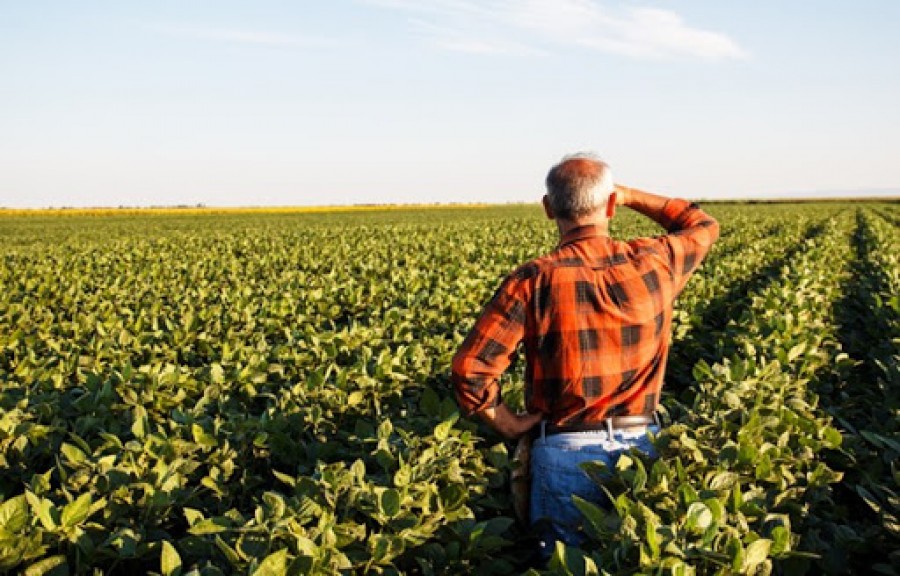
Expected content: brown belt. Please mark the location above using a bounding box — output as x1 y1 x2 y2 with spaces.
545 414 656 436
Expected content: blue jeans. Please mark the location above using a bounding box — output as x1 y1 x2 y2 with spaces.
529 424 658 560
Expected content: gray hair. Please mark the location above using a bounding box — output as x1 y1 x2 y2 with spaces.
545 152 614 220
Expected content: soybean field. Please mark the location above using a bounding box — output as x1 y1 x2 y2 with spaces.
0 202 897 575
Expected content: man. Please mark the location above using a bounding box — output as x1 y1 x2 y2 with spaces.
451 152 719 557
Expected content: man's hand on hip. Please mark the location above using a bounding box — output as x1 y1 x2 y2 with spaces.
477 403 542 440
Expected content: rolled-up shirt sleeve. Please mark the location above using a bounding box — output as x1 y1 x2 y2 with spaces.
654 199 720 294
452 274 527 416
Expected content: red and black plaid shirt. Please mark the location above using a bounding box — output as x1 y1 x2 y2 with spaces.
452 198 719 425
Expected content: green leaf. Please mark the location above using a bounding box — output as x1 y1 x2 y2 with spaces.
160 540 182 576
419 386 441 417
572 495 607 536
380 489 401 518
263 492 287 519
822 426 843 449
251 548 289 576
188 517 230 535
131 405 148 439
571 551 599 576
271 470 296 488
692 359 713 381
295 535 317 557
61 493 92 528
369 534 392 562
439 396 458 419
347 390 365 407
481 517 514 536
393 465 411 488
377 419 393 439
770 526 791 555
547 541 574 576
0 495 29 532
632 457 647 492
192 423 217 448
709 471 738 491
685 501 712 533
350 458 366 483
434 416 457 441
744 538 772 571
726 537 744 572
645 516 660 560
787 343 806 362
439 484 467 511
183 507 204 526
59 443 86 465
860 430 900 453
210 363 225 383
29 470 53 496
580 460 608 485
856 485 882 513
25 492 57 531
215 536 242 566
24 555 68 576
615 453 634 471
677 482 699 505
704 498 725 523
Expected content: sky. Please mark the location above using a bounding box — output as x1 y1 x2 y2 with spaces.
1 1 899 208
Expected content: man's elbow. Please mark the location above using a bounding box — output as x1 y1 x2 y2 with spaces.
707 217 720 243
451 361 500 418
691 210 720 246
451 348 467 380
450 351 475 415
450 351 467 393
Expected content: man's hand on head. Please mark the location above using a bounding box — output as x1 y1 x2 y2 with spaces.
477 403 542 440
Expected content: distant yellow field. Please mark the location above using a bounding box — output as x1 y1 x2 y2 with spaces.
0 204 491 217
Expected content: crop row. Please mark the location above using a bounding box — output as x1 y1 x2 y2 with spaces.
809 209 899 571
666 209 831 390
540 211 867 574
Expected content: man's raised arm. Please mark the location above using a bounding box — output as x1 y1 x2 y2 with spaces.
615 184 720 290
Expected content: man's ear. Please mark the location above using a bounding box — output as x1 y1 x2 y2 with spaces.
606 192 617 219
542 195 555 220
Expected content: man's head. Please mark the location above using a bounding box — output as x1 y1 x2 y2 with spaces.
544 153 615 223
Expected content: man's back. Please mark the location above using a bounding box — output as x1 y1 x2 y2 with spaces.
453 197 718 426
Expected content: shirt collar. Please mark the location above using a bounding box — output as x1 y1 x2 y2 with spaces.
558 224 607 248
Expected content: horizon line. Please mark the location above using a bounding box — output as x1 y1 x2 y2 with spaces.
2 195 898 215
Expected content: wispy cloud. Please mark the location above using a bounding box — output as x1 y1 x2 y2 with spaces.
409 17 544 55
364 0 747 61
152 24 335 49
